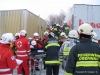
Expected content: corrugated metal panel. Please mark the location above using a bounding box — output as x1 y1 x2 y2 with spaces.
25 10 39 37
0 9 46 38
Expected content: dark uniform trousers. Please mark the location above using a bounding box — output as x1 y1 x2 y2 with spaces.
46 65 59 75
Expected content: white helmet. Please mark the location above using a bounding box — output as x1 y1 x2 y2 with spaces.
56 24 59 26
15 33 20 37
49 32 54 37
33 32 39 36
63 21 66 23
0 33 14 44
60 32 68 38
20 30 27 36
28 37 32 39
78 23 93 35
68 30 78 38
44 31 49 35
92 32 97 39
31 40 37 45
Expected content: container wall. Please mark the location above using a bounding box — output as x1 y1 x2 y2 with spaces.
24 10 46 38
0 11 5 36
0 10 23 36
24 10 38 38
0 9 46 38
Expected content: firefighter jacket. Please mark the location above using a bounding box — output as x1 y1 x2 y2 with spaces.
92 39 98 44
15 36 30 60
44 37 60 65
53 26 60 39
0 44 17 74
59 38 77 57
62 24 70 35
64 38 100 75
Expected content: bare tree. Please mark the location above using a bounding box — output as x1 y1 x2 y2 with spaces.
46 10 66 26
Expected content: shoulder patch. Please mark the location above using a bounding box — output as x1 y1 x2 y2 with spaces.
11 56 15 60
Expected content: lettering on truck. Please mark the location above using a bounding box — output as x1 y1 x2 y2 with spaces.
79 19 100 28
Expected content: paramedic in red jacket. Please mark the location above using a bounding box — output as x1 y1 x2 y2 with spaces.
33 32 43 70
0 33 18 75
15 30 30 75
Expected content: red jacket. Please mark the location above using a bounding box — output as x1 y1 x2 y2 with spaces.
40 36 49 44
33 38 42 49
0 44 17 74
15 36 30 60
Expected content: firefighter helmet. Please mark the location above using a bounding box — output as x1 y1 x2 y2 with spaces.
56 24 59 26
0 33 14 44
92 32 97 39
68 30 78 38
44 31 49 35
60 32 68 38
78 23 93 35
20 30 27 36
49 32 54 37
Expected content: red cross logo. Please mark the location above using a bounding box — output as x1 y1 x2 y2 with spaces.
17 41 22 48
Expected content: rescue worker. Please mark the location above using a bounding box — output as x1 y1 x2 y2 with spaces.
59 32 69 70
40 31 49 44
59 32 68 61
15 30 30 75
92 32 98 44
52 24 60 39
10 33 20 55
64 23 100 75
59 30 78 70
68 30 79 45
40 31 49 69
15 33 20 40
62 21 70 35
32 32 43 70
44 32 60 75
0 33 18 75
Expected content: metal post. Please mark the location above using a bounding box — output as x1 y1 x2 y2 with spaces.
38 15 40 34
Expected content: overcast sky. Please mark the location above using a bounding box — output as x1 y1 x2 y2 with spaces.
0 0 100 20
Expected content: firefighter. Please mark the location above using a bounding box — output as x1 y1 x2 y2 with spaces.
59 32 68 57
52 24 60 39
15 30 30 75
68 30 79 45
0 33 18 75
59 32 68 70
62 21 70 35
92 32 98 44
44 32 60 75
64 23 100 75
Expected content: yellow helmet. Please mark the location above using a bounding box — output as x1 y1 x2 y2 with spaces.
78 23 93 35
44 31 49 35
60 32 68 38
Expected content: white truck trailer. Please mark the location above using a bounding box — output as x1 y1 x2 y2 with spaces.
67 4 100 40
